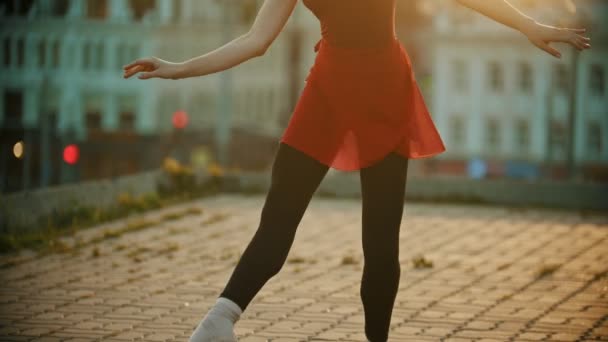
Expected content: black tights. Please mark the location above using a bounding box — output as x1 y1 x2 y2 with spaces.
219 142 409 342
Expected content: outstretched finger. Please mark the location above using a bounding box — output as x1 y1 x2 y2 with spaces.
576 36 591 49
123 65 144 78
538 41 561 58
565 27 586 33
123 59 154 70
577 34 591 41
123 59 142 70
571 38 587 51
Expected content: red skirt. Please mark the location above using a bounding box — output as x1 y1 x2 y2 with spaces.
279 36 446 171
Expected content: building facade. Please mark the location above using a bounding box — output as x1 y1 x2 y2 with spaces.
0 0 321 192
3 0 605 193
425 0 607 179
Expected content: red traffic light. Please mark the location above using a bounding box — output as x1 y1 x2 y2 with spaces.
172 110 189 129
63 144 79 165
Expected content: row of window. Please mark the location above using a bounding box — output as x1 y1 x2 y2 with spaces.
1 0 155 21
2 89 135 132
85 111 135 132
3 35 275 73
31 111 606 157
2 0 262 25
154 87 283 131
2 36 140 71
450 60 606 96
86 0 156 21
3 88 603 157
449 116 603 155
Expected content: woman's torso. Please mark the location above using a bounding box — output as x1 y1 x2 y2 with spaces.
302 0 397 49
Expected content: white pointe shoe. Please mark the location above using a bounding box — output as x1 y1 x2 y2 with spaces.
188 313 238 342
189 297 242 342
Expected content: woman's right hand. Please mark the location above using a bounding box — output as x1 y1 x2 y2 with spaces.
123 56 184 80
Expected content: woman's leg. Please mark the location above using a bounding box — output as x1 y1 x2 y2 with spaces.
219 141 330 311
359 151 409 342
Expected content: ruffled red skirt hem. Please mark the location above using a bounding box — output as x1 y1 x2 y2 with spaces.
280 36 446 172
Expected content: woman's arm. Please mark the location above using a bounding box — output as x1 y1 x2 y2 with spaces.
454 0 591 58
123 0 298 80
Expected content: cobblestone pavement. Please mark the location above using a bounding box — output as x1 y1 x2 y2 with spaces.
1 194 607 342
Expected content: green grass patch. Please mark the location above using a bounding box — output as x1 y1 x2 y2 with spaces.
1 182 220 258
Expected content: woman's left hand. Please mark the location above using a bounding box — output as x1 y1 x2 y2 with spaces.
521 21 591 58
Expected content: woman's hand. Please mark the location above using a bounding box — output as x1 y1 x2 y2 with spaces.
521 21 591 58
122 56 184 80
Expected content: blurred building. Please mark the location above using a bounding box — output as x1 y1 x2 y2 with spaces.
2 0 605 194
419 0 607 180
0 0 320 193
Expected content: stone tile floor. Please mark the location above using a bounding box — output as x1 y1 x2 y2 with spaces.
0 194 607 341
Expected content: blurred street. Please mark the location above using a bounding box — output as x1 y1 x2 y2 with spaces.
1 194 607 341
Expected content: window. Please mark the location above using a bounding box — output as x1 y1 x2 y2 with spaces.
2 0 34 16
515 119 530 152
449 115 465 146
4 89 23 123
129 45 139 64
587 121 602 155
172 0 182 23
51 40 60 68
518 62 533 93
96 42 105 70
39 110 57 132
48 111 58 132
130 0 156 21
549 119 567 157
83 42 92 69
51 0 70 16
82 41 103 70
451 59 468 92
3 37 10 67
87 0 108 19
38 39 46 68
488 61 504 92
16 38 24 67
119 111 135 131
554 63 569 92
86 111 102 131
116 42 137 69
589 64 605 96
485 117 500 150
115 42 125 69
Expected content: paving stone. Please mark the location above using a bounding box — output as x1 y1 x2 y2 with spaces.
1 195 606 341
